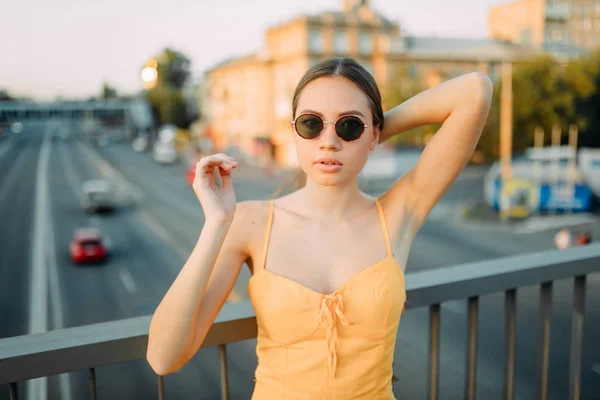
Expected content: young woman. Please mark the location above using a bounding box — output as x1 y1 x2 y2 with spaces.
147 58 493 399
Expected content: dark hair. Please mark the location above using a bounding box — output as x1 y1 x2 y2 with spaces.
292 57 384 129
273 58 384 197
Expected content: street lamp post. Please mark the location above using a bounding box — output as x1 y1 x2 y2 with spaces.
499 61 514 220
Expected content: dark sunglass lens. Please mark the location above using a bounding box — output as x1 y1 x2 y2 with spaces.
336 116 364 141
295 115 323 139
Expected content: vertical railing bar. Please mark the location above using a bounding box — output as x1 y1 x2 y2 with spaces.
537 281 553 400
219 343 230 400
428 304 441 400
504 288 517 400
568 275 586 400
157 375 165 400
89 368 96 400
89 368 97 400
9 382 19 400
464 296 479 400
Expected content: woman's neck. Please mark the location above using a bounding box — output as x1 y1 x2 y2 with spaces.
299 178 369 221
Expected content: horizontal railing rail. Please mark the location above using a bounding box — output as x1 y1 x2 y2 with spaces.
2 243 600 400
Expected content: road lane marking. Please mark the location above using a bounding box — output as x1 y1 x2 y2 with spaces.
27 129 72 400
28 131 51 400
118 269 138 295
46 200 72 400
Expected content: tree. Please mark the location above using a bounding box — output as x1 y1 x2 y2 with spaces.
101 82 119 99
478 54 599 162
572 49 600 147
382 63 438 146
144 48 196 129
0 90 13 102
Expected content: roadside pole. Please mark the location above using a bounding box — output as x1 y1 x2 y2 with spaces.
499 62 513 220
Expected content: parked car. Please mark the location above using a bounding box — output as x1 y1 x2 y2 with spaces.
81 180 116 214
69 228 107 265
152 124 179 164
153 140 178 164
186 162 196 186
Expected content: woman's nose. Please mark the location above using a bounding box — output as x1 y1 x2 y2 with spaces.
319 122 341 150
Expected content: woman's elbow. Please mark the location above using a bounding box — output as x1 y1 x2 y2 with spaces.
146 347 181 376
469 72 493 103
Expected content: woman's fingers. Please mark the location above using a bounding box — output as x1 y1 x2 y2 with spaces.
196 155 238 175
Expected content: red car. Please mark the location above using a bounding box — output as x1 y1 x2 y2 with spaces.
186 162 196 186
69 228 107 264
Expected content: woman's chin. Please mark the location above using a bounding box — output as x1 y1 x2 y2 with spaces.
308 172 353 187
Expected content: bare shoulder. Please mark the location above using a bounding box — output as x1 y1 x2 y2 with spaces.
230 200 272 258
232 200 271 231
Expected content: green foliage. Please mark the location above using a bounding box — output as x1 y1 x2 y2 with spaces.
383 63 434 146
385 54 600 162
101 82 118 99
480 53 600 161
0 90 13 102
144 48 195 128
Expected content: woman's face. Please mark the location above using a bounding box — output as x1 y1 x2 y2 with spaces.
293 76 379 187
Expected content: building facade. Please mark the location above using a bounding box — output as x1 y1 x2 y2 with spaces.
488 0 600 58
202 0 534 167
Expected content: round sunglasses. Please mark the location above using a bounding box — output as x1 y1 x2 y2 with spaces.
292 113 372 142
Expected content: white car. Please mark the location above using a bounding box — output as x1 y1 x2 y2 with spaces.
81 180 116 214
153 140 178 164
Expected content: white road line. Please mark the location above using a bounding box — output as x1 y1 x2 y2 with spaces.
46 202 72 400
27 130 72 400
118 269 138 295
0 149 29 204
27 132 51 400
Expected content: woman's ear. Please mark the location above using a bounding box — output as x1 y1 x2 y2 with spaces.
371 126 380 150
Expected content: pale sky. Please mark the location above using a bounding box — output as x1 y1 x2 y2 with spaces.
0 0 507 100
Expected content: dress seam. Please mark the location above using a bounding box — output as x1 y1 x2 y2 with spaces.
375 301 391 394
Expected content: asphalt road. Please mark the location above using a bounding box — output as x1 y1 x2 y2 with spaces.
1 121 599 400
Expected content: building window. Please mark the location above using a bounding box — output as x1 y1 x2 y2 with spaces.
552 30 562 41
334 30 347 54
378 32 391 53
520 28 532 44
358 32 371 54
309 29 323 53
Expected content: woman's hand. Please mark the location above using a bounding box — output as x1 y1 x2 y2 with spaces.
192 153 238 225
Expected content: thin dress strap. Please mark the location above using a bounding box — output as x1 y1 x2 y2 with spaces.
259 200 275 272
374 198 392 257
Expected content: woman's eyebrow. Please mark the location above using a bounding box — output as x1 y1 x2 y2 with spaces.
298 109 366 118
